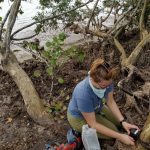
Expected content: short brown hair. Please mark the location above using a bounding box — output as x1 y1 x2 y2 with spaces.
90 58 118 82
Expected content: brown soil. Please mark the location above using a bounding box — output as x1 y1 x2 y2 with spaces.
0 34 149 150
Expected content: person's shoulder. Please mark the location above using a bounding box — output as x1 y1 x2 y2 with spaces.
106 83 114 92
73 76 91 96
75 76 89 89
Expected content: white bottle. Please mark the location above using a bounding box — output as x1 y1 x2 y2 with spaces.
82 124 101 150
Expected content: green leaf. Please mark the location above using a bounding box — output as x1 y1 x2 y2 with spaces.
77 52 85 62
29 43 37 50
46 41 51 47
46 67 53 76
50 59 57 66
47 108 53 113
0 17 2 21
33 70 41 77
58 32 66 41
58 77 64 84
54 102 63 111
42 51 49 58
53 37 58 43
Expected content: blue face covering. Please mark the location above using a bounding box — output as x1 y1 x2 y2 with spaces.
89 78 106 98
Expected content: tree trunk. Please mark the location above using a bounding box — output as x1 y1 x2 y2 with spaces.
2 52 54 126
136 114 150 150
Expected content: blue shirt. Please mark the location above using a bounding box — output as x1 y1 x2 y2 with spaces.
68 76 114 118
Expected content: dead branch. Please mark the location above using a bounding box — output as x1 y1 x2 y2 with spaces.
11 0 93 39
139 0 148 40
0 7 11 40
3 0 21 59
86 0 99 29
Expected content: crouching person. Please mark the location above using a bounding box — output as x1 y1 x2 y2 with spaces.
67 58 140 146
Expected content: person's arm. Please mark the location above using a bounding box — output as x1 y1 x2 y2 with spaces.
81 112 135 145
106 91 124 122
106 92 140 133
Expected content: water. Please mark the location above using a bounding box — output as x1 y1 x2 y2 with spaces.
0 0 114 62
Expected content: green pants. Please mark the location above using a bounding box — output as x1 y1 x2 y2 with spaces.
67 106 120 139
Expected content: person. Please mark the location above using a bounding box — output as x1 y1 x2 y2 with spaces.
67 58 140 146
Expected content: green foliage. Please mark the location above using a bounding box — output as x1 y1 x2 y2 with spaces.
46 67 53 76
40 0 51 7
38 32 85 82
23 32 85 82
35 0 82 29
64 46 85 63
0 16 2 21
33 70 41 77
43 32 67 78
35 24 43 34
103 0 134 12
47 101 63 112
22 40 40 51
58 77 64 84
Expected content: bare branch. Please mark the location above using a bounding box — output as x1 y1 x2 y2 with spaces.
11 0 93 38
0 7 11 40
114 27 123 38
139 0 148 39
107 7 133 34
127 33 150 65
114 38 127 65
86 0 99 29
3 0 21 58
85 3 99 30
71 23 108 38
108 0 142 35
12 33 38 41
101 2 114 23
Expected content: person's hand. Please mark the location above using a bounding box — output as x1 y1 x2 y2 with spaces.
122 122 140 134
118 134 135 145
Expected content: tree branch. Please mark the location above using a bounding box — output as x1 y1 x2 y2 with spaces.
86 0 99 29
0 7 11 40
101 2 114 23
126 33 150 65
108 0 142 35
12 33 38 41
11 0 93 38
85 3 99 30
114 38 127 65
139 0 148 40
107 7 133 34
3 0 21 58
71 23 108 38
